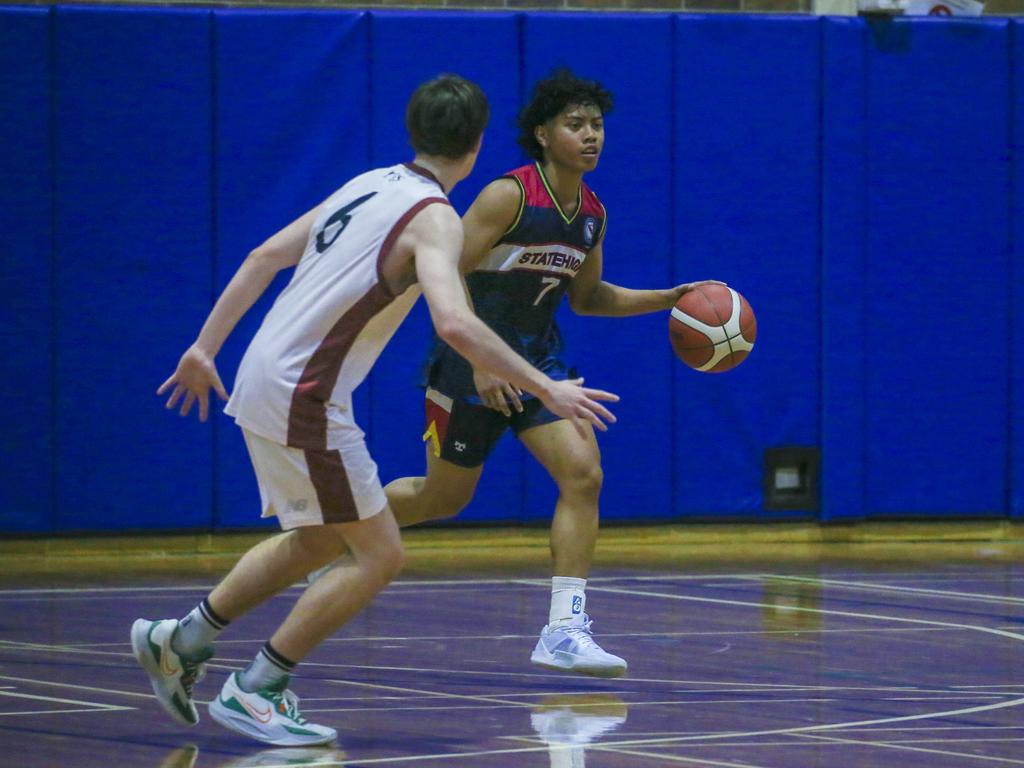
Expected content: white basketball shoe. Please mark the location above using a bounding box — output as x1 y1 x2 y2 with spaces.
530 615 627 678
209 672 337 746
131 618 212 726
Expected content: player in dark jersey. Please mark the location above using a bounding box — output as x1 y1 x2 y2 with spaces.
384 71 721 677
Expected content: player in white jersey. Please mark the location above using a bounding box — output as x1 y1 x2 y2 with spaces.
129 74 619 747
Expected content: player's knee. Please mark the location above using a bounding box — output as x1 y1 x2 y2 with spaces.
560 461 603 500
372 538 405 585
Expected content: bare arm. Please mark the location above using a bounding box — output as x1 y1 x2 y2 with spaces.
158 204 322 421
409 204 618 433
458 178 522 274
569 241 724 317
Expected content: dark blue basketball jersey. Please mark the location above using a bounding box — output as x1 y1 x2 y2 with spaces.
424 162 607 401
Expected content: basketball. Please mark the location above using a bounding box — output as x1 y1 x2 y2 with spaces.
668 284 756 373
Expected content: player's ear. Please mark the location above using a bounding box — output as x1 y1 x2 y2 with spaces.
534 125 547 149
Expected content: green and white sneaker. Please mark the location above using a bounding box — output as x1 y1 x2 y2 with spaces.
209 672 337 746
131 618 212 726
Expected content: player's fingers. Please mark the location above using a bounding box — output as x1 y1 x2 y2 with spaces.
486 389 510 416
496 395 511 418
180 391 196 417
165 384 184 410
157 374 177 396
584 398 617 424
569 415 589 439
581 387 620 403
504 383 523 413
578 406 608 433
198 391 209 422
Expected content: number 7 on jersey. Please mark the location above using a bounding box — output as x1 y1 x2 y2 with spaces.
534 277 560 306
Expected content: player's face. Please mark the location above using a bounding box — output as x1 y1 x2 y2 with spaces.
538 103 604 173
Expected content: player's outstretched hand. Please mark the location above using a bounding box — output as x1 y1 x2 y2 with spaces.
473 369 524 417
157 345 229 422
542 377 619 436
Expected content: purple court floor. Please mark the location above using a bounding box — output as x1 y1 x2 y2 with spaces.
0 563 1022 767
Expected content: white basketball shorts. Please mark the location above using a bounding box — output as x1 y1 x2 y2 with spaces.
240 428 387 530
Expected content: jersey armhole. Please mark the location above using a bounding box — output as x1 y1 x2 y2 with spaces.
500 175 526 239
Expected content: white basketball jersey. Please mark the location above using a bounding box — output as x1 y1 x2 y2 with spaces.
225 163 450 450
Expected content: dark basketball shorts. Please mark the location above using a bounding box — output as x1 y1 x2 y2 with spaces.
422 387 562 468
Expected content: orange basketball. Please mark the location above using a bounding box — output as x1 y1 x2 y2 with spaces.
668 284 756 373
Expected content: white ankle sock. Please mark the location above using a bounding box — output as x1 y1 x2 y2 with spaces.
549 577 587 627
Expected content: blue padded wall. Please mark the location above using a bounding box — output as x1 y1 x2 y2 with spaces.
863 19 1010 517
1012 20 1024 521
521 14 675 523
367 12 524 522
212 10 370 529
673 16 822 517
820 18 867 521
53 7 214 531
2 9 1020 535
0 8 53 533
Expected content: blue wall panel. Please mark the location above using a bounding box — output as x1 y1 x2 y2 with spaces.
53 7 213 531
212 11 370 529
863 19 1010 517
820 18 867 522
673 16 822 518
521 14 675 523
1012 21 1023 520
0 8 53 533
367 12 524 522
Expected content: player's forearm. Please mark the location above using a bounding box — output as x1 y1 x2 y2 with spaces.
193 252 281 357
574 281 674 317
437 314 553 400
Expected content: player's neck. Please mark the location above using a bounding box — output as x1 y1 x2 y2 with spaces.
410 155 468 195
538 161 583 215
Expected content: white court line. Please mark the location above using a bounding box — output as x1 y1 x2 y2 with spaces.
747 574 1024 607
0 707 132 717
794 731 1024 765
0 673 154 700
584 584 1024 645
593 746 770 768
0 689 131 710
0 573 743 598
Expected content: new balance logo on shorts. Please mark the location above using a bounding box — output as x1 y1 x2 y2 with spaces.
572 596 583 615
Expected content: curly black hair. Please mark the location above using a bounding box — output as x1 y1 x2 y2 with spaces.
516 70 614 161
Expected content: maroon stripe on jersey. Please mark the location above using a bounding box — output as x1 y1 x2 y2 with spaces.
286 282 393 449
304 448 359 523
376 197 450 296
287 196 450 449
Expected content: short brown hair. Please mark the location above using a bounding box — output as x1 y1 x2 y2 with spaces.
406 74 489 160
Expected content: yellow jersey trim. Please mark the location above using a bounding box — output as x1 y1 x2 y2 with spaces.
535 162 582 226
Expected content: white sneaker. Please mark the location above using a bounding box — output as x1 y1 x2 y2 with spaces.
209 672 337 746
530 615 627 678
131 618 211 726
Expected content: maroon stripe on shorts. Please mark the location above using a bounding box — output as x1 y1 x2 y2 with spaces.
304 448 359 523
